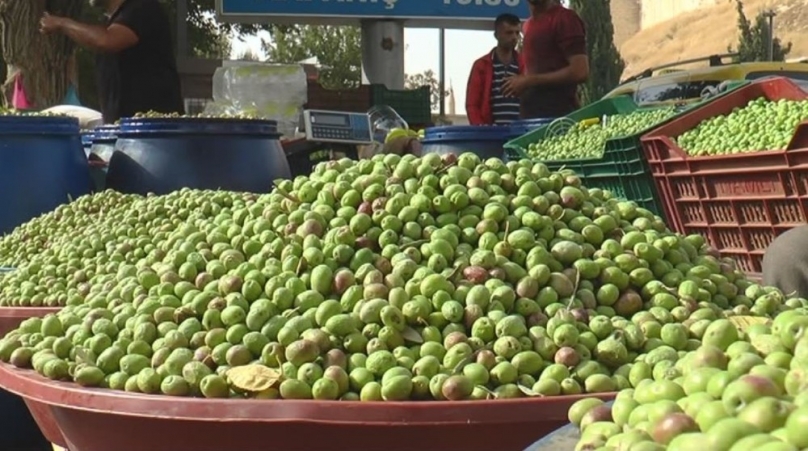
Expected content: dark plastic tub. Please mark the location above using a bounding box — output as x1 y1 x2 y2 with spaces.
80 131 94 157
0 365 614 451
0 390 51 450
106 118 291 195
0 116 91 235
0 307 65 449
421 125 514 159
90 125 118 162
88 160 108 193
422 121 555 160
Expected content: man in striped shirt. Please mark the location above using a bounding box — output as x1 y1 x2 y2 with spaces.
466 14 524 125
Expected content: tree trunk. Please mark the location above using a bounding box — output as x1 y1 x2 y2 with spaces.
0 0 83 108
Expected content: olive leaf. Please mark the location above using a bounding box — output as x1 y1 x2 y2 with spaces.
74 347 92 365
434 160 457 175
475 385 496 400
271 182 299 203
451 354 475 375
517 384 542 397
728 315 770 334
401 326 424 344
401 239 427 250
295 256 307 276
226 365 283 393
566 269 582 310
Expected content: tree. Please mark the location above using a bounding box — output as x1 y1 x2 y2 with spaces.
568 0 624 105
235 49 262 62
0 0 284 108
728 0 791 62
0 0 83 108
263 26 361 89
193 30 233 60
157 0 289 60
405 70 445 112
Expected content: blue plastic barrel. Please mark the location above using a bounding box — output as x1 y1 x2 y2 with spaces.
107 118 291 195
80 130 94 157
0 116 90 235
421 125 514 159
421 120 555 160
0 388 49 450
508 118 555 139
90 125 118 162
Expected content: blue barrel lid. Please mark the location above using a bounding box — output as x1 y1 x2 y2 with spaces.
422 125 514 142
508 117 556 136
0 115 79 135
80 131 95 146
118 117 280 136
92 125 119 142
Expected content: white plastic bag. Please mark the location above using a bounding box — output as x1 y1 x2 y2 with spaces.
41 105 103 129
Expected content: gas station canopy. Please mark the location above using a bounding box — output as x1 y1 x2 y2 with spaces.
215 0 529 30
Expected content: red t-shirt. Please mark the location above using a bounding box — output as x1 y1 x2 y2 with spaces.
521 4 587 118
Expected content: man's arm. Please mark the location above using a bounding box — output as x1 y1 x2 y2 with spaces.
51 17 138 53
465 60 486 125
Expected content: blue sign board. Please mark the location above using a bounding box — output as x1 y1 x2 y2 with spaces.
218 0 530 28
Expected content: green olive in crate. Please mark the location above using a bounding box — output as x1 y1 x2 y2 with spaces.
676 98 808 156
524 108 678 161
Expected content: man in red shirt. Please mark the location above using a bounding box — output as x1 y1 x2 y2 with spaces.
503 0 589 118
465 14 525 125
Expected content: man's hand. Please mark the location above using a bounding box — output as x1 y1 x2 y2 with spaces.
502 74 532 98
40 12 65 34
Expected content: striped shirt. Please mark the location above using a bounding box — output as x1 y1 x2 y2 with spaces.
491 52 521 125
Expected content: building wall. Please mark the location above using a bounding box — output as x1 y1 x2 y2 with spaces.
612 0 641 47
639 0 719 29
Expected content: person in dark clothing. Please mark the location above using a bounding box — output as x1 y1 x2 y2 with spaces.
465 13 525 125
40 0 184 123
502 0 589 119
762 225 808 298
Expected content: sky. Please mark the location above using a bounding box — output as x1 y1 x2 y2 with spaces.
231 28 496 115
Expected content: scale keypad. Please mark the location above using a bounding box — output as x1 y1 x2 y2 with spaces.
312 126 361 141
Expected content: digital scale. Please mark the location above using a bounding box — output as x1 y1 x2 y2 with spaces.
302 109 374 145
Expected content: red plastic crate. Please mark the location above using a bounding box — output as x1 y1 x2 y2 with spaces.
640 77 808 276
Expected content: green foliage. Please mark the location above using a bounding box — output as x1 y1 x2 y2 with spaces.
405 70 444 111
263 26 361 89
728 0 791 62
157 0 292 59
568 0 624 105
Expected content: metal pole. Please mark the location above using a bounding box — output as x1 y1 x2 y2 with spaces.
768 14 775 61
439 28 446 118
360 21 405 89
763 10 776 61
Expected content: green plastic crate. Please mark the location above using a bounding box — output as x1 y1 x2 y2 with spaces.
371 84 431 125
503 81 750 220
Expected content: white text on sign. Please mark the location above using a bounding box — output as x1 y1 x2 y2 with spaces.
443 0 521 6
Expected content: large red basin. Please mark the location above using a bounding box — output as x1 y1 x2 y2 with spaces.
0 307 67 448
0 363 616 451
0 307 61 337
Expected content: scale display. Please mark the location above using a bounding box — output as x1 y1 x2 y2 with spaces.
303 110 374 144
